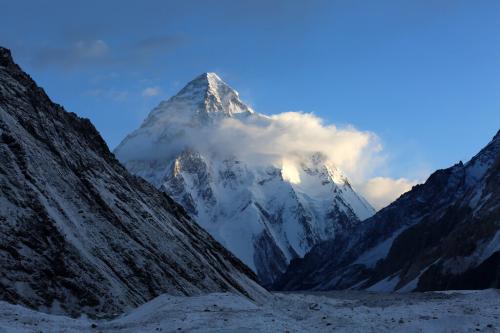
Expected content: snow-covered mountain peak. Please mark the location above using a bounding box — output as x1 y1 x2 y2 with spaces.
175 72 225 101
142 72 253 129
115 73 375 285
182 72 254 116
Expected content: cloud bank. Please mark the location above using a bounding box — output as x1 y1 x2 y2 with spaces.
209 113 419 209
118 111 420 210
212 112 383 181
358 177 418 210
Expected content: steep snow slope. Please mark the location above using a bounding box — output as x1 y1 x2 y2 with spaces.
275 129 500 292
115 73 374 285
0 47 266 317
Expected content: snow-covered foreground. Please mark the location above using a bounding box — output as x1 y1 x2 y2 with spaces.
1 290 499 333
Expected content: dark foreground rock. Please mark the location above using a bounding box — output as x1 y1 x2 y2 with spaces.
0 47 266 317
275 128 500 292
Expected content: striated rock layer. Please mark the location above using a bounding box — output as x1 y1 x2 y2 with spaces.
0 47 266 317
275 129 500 292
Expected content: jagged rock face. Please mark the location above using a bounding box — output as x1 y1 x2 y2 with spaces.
115 73 374 286
275 130 500 292
0 48 266 318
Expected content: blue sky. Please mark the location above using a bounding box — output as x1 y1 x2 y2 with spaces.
1 0 499 182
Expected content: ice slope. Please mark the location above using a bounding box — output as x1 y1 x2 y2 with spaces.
115 73 375 285
275 129 500 292
0 47 266 317
1 289 499 332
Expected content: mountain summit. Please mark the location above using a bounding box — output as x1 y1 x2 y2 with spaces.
115 73 375 285
142 72 253 129
177 72 253 116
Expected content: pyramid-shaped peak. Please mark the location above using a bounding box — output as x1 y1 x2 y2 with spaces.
193 72 220 79
188 72 221 84
138 72 254 128
205 72 222 80
181 72 234 98
167 72 253 116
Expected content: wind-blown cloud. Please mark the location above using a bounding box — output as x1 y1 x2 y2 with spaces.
209 112 382 180
118 111 420 209
206 113 419 209
357 177 418 210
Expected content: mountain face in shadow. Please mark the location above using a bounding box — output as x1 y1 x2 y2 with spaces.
0 47 266 317
275 129 500 292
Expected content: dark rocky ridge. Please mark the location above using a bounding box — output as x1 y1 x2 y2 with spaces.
275 129 500 292
0 47 266 317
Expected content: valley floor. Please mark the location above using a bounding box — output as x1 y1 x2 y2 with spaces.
0 289 499 333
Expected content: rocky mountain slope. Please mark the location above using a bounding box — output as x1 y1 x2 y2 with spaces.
0 47 266 317
275 129 500 292
115 73 374 285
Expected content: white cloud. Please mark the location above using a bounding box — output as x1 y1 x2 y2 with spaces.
209 112 383 181
117 111 421 209
207 112 420 209
142 86 161 97
357 177 418 210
